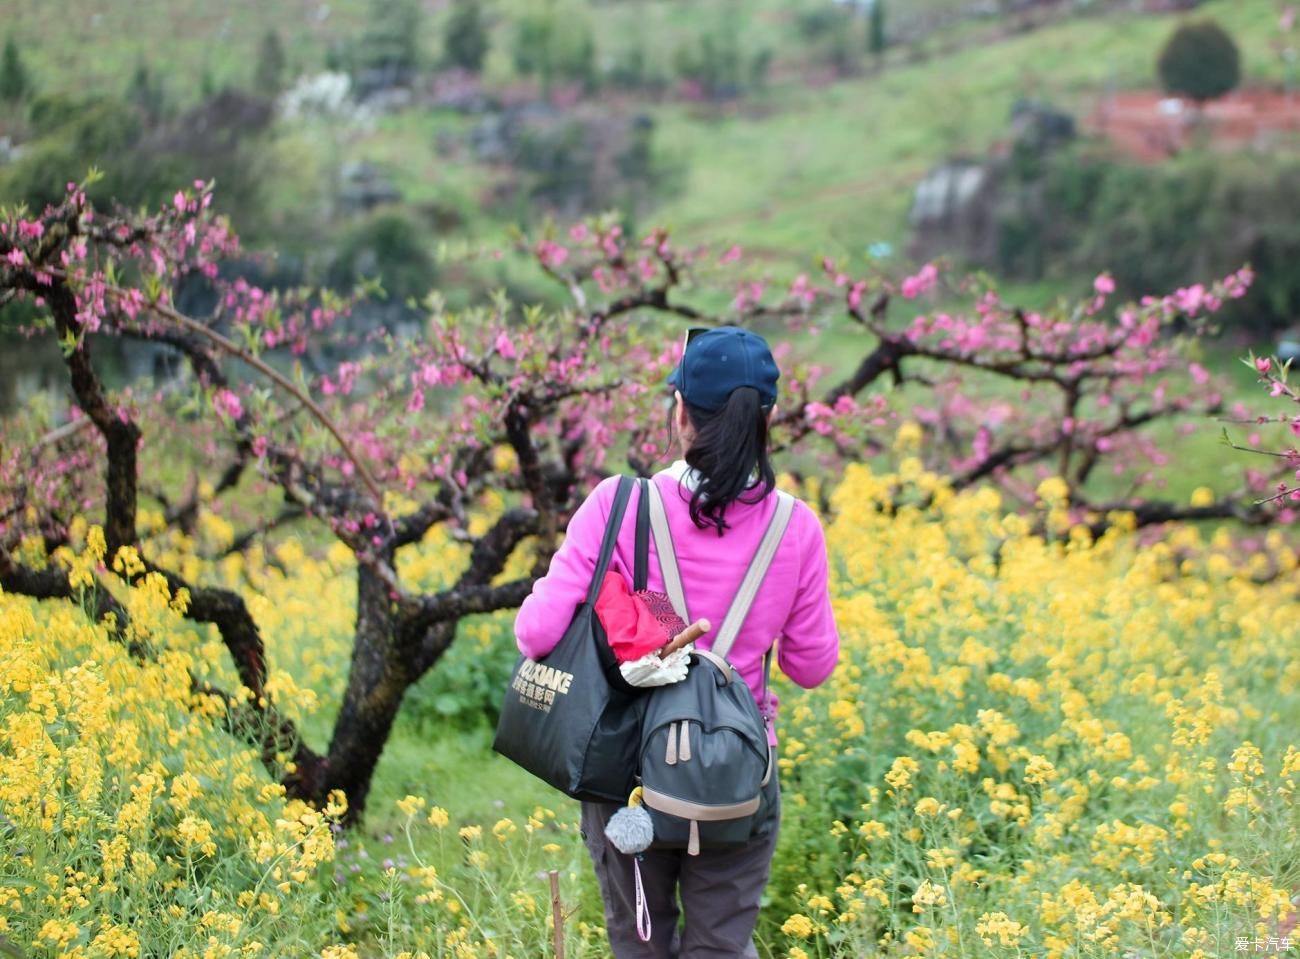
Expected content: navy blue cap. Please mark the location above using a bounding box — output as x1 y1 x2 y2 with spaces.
667 326 780 413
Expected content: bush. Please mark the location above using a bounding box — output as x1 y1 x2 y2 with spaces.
605 40 669 94
512 5 597 95
403 616 517 730
969 147 1300 336
796 6 862 76
671 31 744 99
1157 18 1240 103
869 0 887 55
254 29 288 94
127 60 168 122
3 87 275 236
0 34 31 103
443 0 489 73
353 0 424 93
0 96 147 211
325 208 436 305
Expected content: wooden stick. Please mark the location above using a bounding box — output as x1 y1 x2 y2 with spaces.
549 869 565 959
660 618 710 657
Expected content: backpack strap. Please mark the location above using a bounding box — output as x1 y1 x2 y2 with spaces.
584 476 636 606
644 479 689 621
634 477 650 592
711 492 795 661
645 479 795 662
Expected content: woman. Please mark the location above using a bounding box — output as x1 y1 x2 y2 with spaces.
514 325 840 958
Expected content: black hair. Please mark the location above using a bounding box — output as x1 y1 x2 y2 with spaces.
682 386 775 536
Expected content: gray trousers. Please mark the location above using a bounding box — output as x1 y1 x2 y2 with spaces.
580 779 780 959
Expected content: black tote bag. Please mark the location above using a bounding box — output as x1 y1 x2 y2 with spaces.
493 475 647 803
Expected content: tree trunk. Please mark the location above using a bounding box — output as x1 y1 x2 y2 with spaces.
321 561 411 819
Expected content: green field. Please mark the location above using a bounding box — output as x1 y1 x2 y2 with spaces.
261 0 1293 286
6 0 1292 271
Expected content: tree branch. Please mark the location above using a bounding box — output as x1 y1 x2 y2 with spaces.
47 284 141 554
71 272 386 509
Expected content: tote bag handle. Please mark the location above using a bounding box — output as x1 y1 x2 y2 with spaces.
584 475 636 606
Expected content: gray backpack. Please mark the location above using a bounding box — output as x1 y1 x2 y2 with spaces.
637 479 794 855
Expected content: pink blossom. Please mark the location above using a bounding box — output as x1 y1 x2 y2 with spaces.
720 245 742 265
252 435 269 458
1093 273 1115 295
5 249 26 267
900 263 938 300
336 362 360 395
212 389 243 421
569 223 589 242
955 324 986 353
732 280 765 311
173 191 187 213
495 332 517 359
848 280 867 311
407 389 425 414
789 274 816 308
1188 362 1209 385
803 402 834 435
17 220 43 239
600 226 623 259
536 239 569 270
1256 357 1272 374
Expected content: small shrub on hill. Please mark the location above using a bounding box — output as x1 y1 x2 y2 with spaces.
254 28 288 94
326 207 437 305
0 34 31 103
443 0 490 73
1157 18 1241 104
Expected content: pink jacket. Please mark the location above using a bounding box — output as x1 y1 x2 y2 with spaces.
514 462 840 743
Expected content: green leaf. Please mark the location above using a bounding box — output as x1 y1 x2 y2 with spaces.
58 328 79 358
433 694 465 716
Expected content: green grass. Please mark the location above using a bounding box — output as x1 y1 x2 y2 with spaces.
8 0 1292 281
260 0 1292 288
3 0 979 102
644 0 1289 267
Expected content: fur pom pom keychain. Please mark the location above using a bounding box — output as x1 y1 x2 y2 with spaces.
604 786 655 855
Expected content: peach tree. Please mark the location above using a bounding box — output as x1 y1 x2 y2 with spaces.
0 181 1278 817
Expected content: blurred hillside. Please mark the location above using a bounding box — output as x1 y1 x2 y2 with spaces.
1 0 1297 357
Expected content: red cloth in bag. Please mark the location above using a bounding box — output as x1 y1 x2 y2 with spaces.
594 572 687 663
